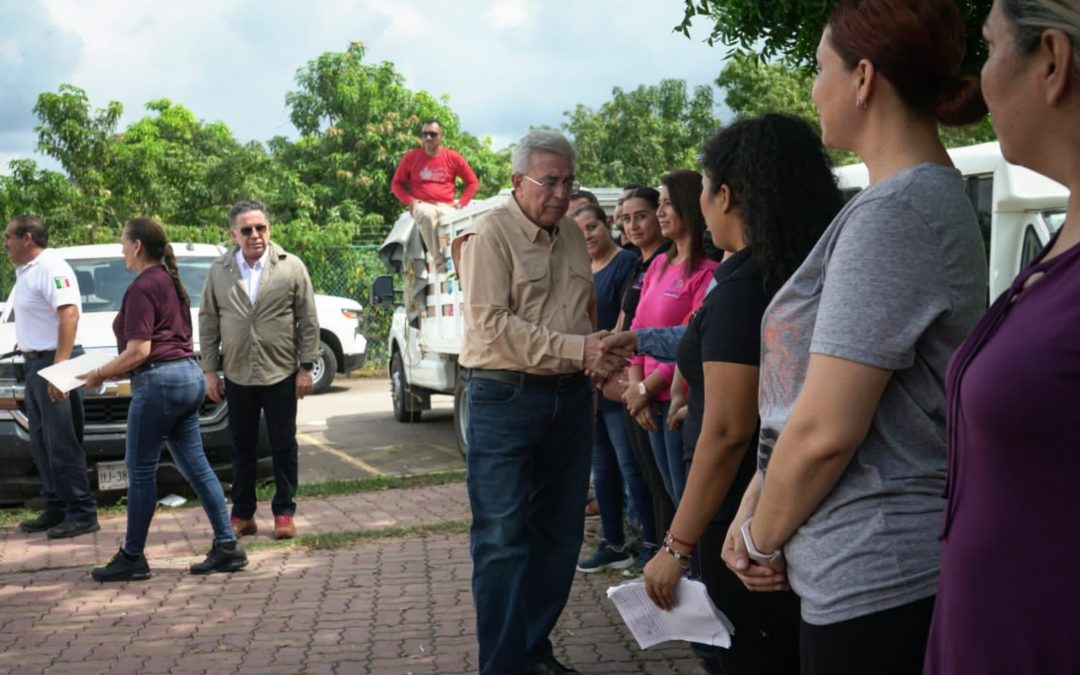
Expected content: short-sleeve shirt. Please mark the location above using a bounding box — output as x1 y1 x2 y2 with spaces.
594 248 637 410
12 248 82 351
619 242 670 325
676 248 769 525
757 163 987 625
113 264 194 364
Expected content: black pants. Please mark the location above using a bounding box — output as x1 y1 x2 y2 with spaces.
224 373 298 518
800 596 935 675
621 409 674 539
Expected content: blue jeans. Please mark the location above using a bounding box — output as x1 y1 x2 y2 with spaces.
23 351 97 522
648 400 687 505
124 359 234 556
466 374 592 675
594 408 656 547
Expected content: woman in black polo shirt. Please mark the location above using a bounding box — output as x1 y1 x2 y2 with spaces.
642 115 843 674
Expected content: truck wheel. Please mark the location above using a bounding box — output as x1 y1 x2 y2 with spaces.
453 373 469 458
312 340 337 394
391 351 420 423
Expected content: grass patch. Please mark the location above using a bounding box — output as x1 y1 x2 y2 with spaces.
242 518 471 553
0 503 128 529
255 470 466 501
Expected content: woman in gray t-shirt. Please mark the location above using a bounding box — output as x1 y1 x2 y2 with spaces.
721 1 989 673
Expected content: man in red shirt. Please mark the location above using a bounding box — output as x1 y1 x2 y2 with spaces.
391 119 479 269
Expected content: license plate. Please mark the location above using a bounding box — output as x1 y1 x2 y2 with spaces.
97 461 128 490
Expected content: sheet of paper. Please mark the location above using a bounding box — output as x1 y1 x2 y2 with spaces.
35 352 115 393
607 579 734 650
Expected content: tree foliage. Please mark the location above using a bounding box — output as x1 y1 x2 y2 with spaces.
563 79 719 187
677 0 993 76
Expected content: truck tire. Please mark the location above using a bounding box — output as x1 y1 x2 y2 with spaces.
453 372 469 458
312 340 337 394
391 351 421 423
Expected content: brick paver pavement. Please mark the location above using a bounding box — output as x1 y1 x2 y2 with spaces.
0 483 705 674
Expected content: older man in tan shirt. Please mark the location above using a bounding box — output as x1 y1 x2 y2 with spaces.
456 130 604 675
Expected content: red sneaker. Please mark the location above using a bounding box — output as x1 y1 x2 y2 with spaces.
273 515 296 540
230 516 257 537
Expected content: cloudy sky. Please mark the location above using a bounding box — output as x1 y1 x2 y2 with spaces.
0 0 732 174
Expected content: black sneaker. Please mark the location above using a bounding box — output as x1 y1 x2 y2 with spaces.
92 549 151 582
576 541 633 573
526 657 582 675
190 540 248 575
46 519 101 539
18 512 65 533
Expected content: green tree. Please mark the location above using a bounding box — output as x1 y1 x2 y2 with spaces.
563 79 719 187
677 0 992 75
717 51 996 162
277 41 509 243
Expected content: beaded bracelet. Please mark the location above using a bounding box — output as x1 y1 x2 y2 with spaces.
662 532 691 570
666 529 695 549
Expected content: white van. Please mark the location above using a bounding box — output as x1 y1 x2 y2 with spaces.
834 141 1069 301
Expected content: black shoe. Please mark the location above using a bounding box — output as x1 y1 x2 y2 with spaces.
46 519 101 539
92 549 151 582
18 512 65 533
190 540 248 575
526 657 581 675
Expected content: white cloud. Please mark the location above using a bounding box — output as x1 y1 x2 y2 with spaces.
367 0 430 39
487 0 527 29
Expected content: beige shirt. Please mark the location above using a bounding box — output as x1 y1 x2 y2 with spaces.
458 194 595 375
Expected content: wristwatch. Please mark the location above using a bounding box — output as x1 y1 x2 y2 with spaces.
300 362 314 372
740 518 783 565
637 381 649 396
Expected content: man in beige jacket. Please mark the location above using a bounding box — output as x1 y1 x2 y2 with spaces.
199 200 319 540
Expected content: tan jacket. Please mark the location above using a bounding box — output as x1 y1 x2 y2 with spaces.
199 242 320 386
457 194 595 375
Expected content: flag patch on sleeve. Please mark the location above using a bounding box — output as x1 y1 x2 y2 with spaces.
54 276 71 289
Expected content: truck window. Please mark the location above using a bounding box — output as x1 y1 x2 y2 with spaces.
1020 225 1045 270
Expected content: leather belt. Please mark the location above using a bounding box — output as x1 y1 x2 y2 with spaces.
20 350 55 361
465 368 586 391
133 357 192 376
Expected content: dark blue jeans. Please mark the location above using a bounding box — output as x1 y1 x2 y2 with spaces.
648 400 687 505
466 374 592 675
594 408 656 547
23 351 97 522
225 373 298 518
125 359 233 556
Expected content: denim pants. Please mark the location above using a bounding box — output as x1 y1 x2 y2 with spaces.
124 359 233 556
648 400 687 505
466 374 592 675
224 373 298 518
593 408 656 547
23 351 97 522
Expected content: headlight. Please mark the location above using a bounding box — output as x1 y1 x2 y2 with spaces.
341 308 359 319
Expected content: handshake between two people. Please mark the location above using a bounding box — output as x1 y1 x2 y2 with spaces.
583 330 638 383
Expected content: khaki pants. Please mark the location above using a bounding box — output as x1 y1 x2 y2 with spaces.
412 202 457 260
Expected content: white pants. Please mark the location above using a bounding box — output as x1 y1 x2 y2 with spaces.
412 202 457 260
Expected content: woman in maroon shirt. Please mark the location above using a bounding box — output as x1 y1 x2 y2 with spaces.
81 218 246 582
924 1 1080 672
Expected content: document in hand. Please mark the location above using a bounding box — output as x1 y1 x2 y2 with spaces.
35 351 114 393
607 579 735 650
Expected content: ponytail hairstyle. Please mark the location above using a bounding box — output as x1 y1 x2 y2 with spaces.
124 218 189 307
827 0 988 126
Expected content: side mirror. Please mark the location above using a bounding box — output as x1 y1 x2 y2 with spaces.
370 275 398 307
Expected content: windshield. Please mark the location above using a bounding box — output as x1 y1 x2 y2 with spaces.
1044 210 1066 233
67 257 216 312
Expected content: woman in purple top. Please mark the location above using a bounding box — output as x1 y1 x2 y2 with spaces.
81 218 247 582
924 1 1080 673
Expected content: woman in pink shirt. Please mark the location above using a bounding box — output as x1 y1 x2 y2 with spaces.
624 172 719 505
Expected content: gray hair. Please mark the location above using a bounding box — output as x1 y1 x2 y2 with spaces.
511 130 576 174
228 200 270 227
1003 0 1080 64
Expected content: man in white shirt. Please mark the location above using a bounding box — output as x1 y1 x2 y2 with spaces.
3 215 99 538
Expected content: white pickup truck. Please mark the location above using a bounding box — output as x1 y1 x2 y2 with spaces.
372 188 622 456
0 242 367 504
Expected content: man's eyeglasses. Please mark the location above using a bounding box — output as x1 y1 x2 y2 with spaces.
239 224 268 237
421 131 440 138
522 175 580 193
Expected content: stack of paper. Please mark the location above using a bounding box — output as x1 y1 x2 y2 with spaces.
607 579 735 650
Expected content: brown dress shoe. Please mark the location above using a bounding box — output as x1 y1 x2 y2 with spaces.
273 515 296 540
230 516 257 537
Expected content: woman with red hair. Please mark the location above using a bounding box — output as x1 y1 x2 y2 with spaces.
721 1 989 673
